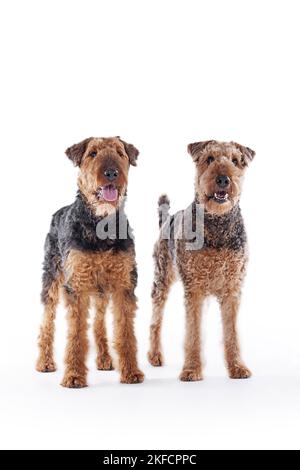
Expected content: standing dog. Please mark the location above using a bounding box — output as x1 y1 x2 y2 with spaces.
148 140 255 381
36 137 144 387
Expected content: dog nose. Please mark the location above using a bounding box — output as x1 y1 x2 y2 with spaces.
216 175 230 188
104 168 119 182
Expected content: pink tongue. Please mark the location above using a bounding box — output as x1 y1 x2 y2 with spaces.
102 185 118 202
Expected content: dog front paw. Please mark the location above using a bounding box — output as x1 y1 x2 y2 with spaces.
120 370 145 384
61 374 88 388
148 350 164 367
179 369 203 382
229 364 252 379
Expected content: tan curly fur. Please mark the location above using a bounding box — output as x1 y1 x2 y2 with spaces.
148 140 255 381
36 272 63 373
60 249 143 386
94 294 114 371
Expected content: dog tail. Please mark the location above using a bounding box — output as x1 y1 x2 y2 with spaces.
158 194 170 228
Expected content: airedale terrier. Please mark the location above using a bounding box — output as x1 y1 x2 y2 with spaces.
36 137 144 387
148 140 255 381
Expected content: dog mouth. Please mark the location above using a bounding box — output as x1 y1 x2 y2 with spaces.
208 191 229 204
98 184 119 203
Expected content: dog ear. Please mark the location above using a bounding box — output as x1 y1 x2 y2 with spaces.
232 142 256 166
187 140 216 162
65 137 93 167
119 138 139 166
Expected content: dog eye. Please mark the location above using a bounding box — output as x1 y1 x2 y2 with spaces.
206 156 215 165
89 151 97 158
232 158 239 166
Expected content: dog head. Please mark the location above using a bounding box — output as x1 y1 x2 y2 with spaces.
188 140 255 216
66 136 139 216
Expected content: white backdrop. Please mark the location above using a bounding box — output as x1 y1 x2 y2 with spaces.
1 0 300 450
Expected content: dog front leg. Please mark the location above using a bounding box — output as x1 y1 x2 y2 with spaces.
112 289 144 384
61 290 90 388
220 294 252 379
180 289 204 382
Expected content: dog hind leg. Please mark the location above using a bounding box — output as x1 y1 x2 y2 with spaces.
148 241 175 367
36 277 61 373
36 235 62 373
94 294 114 371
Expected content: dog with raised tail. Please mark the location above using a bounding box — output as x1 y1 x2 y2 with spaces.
148 140 255 381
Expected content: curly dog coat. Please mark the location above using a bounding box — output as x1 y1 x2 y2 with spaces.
36 137 144 387
148 140 255 381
